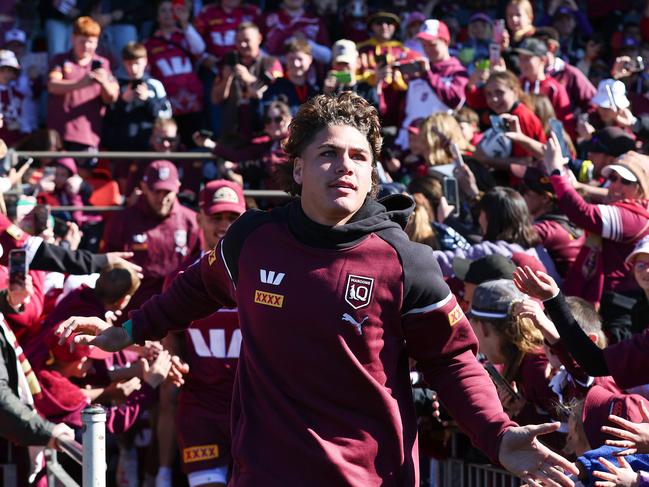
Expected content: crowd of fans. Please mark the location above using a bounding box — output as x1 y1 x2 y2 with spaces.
3 0 649 486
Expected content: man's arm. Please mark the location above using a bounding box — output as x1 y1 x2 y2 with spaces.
47 69 93 95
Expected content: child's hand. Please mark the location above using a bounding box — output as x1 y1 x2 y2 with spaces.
593 456 640 487
513 266 560 301
602 401 649 456
512 299 560 343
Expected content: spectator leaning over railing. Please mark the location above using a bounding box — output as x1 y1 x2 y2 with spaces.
46 16 119 154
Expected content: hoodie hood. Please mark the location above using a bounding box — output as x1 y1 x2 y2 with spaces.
287 194 414 249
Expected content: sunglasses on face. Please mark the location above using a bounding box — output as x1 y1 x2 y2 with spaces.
264 116 284 124
156 136 178 144
635 261 649 272
608 173 636 186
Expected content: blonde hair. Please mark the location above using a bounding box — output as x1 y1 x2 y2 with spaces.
405 193 438 249
479 312 544 382
420 113 473 166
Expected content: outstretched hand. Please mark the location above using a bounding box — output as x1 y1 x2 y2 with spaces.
602 401 649 456
56 316 133 352
499 422 579 486
513 266 560 301
592 456 639 487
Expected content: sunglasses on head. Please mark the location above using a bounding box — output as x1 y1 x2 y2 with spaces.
608 173 636 186
264 116 284 124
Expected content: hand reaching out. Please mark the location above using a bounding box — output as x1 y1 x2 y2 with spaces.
592 456 640 487
601 401 649 456
513 266 560 301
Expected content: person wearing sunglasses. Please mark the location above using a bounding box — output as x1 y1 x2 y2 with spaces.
543 134 649 343
193 101 291 193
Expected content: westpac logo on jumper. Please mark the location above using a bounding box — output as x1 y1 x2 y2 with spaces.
260 269 285 286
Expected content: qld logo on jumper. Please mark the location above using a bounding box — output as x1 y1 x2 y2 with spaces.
344 274 374 310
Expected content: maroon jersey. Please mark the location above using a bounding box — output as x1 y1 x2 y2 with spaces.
131 197 516 486
261 8 330 56
46 52 112 147
101 198 200 310
194 3 260 59
145 31 204 115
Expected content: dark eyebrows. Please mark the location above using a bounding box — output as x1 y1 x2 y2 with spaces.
317 143 371 156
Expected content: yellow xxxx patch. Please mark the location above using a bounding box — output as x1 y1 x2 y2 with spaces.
183 444 219 463
254 290 284 308
447 303 464 327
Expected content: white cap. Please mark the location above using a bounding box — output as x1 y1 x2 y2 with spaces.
4 29 26 45
332 40 358 65
0 50 19 70
626 235 649 264
592 79 630 109
601 164 638 182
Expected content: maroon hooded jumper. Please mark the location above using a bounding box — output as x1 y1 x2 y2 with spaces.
128 196 516 486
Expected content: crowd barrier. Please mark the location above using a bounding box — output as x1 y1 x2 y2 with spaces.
1 405 105 487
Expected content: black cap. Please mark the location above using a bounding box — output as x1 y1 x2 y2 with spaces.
533 26 560 44
523 166 553 194
587 127 636 157
453 254 517 285
513 38 548 57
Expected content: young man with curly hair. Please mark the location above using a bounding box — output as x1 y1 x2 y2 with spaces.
59 92 577 486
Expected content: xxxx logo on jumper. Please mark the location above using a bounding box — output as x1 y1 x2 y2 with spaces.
254 290 284 308
344 274 374 310
183 444 219 463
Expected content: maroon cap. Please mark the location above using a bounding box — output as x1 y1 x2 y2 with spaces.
142 160 180 192
199 180 245 216
582 385 646 449
46 330 112 363
54 157 78 176
416 19 451 44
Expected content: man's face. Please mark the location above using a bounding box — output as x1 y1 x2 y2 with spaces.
552 13 576 38
333 60 356 73
72 34 98 59
468 20 491 41
286 51 312 79
124 56 147 79
420 37 449 64
150 124 179 152
157 1 176 29
141 184 177 217
371 21 396 42
521 188 549 219
293 125 374 226
597 106 618 125
198 211 240 249
518 53 545 80
54 166 71 190
236 27 262 59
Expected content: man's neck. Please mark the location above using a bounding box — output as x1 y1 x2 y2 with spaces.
289 73 306 85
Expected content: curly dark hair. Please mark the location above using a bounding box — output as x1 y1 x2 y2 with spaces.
275 92 382 196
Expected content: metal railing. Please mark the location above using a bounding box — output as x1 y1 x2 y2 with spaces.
40 405 106 487
7 149 292 207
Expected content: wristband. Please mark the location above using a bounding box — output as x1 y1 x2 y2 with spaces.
122 319 133 341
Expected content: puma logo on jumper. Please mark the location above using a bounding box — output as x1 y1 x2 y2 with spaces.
342 313 369 335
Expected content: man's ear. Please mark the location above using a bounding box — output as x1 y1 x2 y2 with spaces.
293 157 304 185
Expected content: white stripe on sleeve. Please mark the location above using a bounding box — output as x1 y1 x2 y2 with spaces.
403 292 452 316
